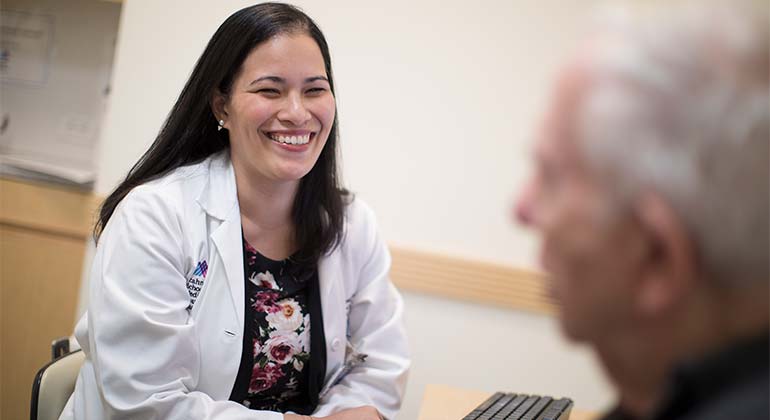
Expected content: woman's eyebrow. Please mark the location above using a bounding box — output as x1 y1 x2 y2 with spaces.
305 76 329 83
250 76 284 85
249 75 329 85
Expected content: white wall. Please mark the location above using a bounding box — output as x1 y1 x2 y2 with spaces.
94 0 615 418
401 292 613 418
95 0 595 270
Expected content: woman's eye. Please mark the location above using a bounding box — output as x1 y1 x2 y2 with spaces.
306 87 326 95
257 88 280 96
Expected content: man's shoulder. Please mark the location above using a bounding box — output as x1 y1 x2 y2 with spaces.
684 372 769 420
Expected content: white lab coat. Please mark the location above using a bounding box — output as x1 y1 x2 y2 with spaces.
59 151 410 420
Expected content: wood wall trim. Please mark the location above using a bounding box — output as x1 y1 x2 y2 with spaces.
390 247 556 315
0 177 553 314
0 177 101 239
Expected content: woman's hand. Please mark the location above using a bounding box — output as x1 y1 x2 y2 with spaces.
322 406 383 420
285 406 383 420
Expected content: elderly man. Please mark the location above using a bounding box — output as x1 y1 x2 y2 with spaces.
515 3 768 420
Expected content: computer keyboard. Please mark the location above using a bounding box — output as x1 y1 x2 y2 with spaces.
462 392 573 420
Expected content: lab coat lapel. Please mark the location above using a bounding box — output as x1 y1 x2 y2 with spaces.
317 254 337 314
317 248 346 384
210 208 244 331
197 151 244 330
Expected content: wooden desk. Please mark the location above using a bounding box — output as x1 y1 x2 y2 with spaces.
418 384 599 420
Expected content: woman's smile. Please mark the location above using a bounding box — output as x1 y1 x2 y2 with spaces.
263 130 317 151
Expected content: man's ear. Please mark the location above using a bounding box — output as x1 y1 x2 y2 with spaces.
633 191 698 317
210 89 228 123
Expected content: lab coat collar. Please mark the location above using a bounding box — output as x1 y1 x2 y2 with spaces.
195 149 344 342
195 150 237 221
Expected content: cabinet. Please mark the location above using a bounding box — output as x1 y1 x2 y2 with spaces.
0 177 98 420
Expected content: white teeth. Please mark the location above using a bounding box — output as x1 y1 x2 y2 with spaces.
269 133 311 145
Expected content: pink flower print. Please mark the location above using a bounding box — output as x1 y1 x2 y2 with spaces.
264 333 300 364
249 271 279 290
252 290 282 314
248 362 284 393
298 315 310 352
265 299 303 332
244 240 258 266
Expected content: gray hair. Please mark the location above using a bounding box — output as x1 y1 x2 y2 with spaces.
575 1 768 286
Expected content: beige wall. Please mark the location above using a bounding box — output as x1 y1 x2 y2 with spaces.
93 1 615 418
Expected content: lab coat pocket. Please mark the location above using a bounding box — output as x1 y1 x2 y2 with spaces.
318 340 368 398
221 328 240 344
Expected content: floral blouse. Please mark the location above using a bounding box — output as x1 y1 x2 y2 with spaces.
229 237 313 411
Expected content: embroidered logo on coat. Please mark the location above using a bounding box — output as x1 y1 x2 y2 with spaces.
186 260 208 311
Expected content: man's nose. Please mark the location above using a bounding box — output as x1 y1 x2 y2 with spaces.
513 183 535 227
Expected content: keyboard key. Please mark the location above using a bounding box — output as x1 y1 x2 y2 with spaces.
493 394 525 419
485 394 514 418
466 391 574 420
520 396 551 420
463 393 505 420
506 395 539 420
534 398 574 420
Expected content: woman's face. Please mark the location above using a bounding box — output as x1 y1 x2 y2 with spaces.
219 33 335 185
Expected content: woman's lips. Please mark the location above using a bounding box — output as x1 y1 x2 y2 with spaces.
264 131 316 151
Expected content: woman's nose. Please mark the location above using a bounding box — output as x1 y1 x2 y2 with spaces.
278 93 311 126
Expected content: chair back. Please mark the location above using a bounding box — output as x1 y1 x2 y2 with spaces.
30 349 84 420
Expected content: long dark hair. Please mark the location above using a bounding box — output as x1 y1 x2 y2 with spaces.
95 3 347 267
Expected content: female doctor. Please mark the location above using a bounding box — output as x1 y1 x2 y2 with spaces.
60 3 409 420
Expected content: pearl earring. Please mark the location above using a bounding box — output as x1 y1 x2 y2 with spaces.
217 119 225 131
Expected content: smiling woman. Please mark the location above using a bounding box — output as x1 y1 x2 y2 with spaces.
59 3 409 420
211 33 337 228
